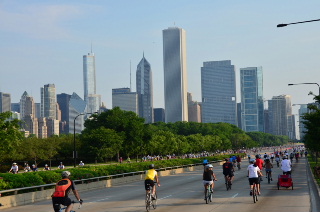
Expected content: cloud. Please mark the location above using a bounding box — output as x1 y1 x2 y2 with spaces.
0 2 83 40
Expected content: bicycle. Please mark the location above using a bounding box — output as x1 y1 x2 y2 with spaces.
225 176 232 190
237 162 241 170
276 160 279 167
145 183 157 212
204 183 213 204
252 182 259 203
266 170 271 184
56 200 82 212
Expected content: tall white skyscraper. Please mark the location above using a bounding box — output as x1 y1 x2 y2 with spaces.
83 51 101 113
136 54 153 123
163 27 188 123
201 60 237 125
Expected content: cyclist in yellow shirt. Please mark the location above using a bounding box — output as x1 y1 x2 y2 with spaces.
145 164 160 199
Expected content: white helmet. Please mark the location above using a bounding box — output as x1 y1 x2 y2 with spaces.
61 171 71 178
206 164 213 168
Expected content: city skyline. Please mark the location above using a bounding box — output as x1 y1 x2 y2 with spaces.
1 1 320 116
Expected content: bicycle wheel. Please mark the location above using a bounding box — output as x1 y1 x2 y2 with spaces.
152 193 157 209
267 172 270 184
209 190 213 202
146 193 151 212
253 185 258 203
228 181 232 190
205 189 209 204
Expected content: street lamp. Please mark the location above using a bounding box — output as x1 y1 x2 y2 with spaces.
288 83 320 96
277 19 320 27
74 113 84 167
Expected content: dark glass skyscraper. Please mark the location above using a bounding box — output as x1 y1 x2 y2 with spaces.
136 54 153 123
201 60 237 125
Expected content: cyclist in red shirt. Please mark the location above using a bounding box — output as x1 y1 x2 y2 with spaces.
255 155 264 181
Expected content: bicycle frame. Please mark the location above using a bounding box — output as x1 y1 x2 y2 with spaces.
145 183 157 211
58 200 82 212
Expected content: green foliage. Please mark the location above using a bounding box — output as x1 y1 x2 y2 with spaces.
0 112 24 162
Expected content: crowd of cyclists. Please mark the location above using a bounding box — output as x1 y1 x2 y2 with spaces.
201 145 305 198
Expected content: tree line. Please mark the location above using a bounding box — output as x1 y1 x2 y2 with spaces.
0 107 290 166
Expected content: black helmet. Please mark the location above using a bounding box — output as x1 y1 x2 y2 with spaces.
255 155 260 159
149 164 155 169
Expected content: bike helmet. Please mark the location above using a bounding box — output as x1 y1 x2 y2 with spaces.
250 159 256 164
149 164 155 169
61 171 71 178
255 155 260 159
206 164 213 168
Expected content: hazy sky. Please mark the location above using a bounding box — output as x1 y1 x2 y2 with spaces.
1 0 320 116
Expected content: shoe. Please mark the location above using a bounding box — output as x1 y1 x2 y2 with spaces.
271 178 273 181
258 191 261 195
250 191 252 196
260 179 263 181
211 190 213 193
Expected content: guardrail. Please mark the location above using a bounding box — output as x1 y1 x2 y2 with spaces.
0 161 220 197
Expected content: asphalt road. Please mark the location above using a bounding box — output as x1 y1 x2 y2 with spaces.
0 156 313 212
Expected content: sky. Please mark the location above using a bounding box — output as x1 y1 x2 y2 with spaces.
1 0 320 117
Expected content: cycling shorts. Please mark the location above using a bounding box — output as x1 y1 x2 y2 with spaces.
265 169 272 172
248 178 260 185
223 172 234 177
144 180 155 190
52 197 72 212
203 180 214 185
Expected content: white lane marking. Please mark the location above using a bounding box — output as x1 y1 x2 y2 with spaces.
158 195 172 200
87 198 110 203
232 193 238 198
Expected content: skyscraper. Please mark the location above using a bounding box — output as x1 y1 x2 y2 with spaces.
20 91 29 118
163 27 188 123
240 67 264 132
41 84 56 119
136 54 153 123
69 92 87 134
187 92 201 123
57 93 71 134
0 92 11 113
83 51 101 113
112 88 138 114
201 60 237 125
270 95 295 139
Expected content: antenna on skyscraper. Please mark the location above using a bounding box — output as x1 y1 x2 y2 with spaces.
130 60 132 91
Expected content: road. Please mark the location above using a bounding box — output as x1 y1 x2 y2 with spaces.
1 156 314 212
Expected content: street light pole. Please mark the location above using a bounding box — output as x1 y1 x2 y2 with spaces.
74 113 84 167
277 19 320 27
288 83 320 96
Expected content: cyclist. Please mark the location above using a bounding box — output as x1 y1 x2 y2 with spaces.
236 155 242 169
145 164 160 200
9 163 18 174
248 159 263 196
255 155 264 181
281 156 292 175
203 164 217 199
275 155 281 167
263 159 273 181
51 171 82 212
222 158 234 184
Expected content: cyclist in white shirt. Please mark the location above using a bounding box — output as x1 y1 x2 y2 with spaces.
281 156 292 174
247 159 263 196
9 163 18 174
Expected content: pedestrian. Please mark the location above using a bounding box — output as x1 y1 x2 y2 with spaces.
31 164 38 172
79 161 84 166
43 164 51 171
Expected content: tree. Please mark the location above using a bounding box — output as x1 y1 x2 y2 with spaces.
301 95 320 162
81 127 124 162
0 112 24 162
